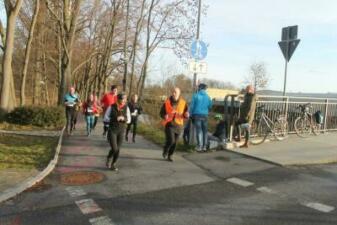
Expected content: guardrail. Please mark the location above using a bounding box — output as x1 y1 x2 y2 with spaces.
214 95 337 133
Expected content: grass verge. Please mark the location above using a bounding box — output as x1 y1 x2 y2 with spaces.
137 123 195 152
0 134 59 170
0 122 62 131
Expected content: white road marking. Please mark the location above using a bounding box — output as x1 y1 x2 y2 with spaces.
89 216 115 225
302 202 335 213
226 177 254 187
257 186 277 194
75 199 102 214
65 187 87 197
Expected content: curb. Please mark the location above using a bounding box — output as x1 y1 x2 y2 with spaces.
0 129 61 137
0 127 65 203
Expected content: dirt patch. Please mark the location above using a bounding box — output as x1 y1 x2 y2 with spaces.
60 171 105 186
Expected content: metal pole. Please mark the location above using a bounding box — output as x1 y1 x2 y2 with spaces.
282 59 288 96
122 0 130 92
189 0 202 145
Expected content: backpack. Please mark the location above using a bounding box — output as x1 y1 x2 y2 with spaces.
314 110 324 124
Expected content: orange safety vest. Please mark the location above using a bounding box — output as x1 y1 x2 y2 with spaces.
161 98 186 126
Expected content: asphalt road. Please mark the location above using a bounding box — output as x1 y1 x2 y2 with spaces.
1 130 336 225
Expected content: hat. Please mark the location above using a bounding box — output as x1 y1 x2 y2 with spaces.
198 83 207 90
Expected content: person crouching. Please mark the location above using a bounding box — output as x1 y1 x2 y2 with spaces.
160 87 189 162
104 93 131 171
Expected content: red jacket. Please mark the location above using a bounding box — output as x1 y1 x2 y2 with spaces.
82 102 98 115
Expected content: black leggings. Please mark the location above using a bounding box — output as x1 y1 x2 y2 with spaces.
93 116 99 129
163 126 181 156
126 119 137 140
65 107 76 133
107 129 124 165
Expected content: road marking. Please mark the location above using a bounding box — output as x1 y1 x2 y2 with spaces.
257 186 277 194
89 216 115 225
75 199 102 214
226 177 254 187
65 187 87 197
302 202 335 213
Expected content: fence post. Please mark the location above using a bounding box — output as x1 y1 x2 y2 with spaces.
324 98 329 132
285 96 289 119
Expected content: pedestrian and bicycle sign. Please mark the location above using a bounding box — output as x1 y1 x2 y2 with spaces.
189 60 207 74
190 40 208 60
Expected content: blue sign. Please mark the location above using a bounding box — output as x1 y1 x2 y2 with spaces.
190 40 207 60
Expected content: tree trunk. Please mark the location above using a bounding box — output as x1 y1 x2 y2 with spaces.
1 0 23 111
20 0 40 106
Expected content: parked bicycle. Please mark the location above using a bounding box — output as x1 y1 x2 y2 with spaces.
250 105 288 145
294 103 322 138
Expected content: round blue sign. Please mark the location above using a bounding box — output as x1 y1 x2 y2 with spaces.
190 40 208 60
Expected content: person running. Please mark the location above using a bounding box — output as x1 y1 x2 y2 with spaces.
125 94 142 143
64 86 80 135
82 94 98 136
92 94 102 130
235 85 257 148
104 93 131 171
160 87 189 162
101 85 118 136
189 83 213 152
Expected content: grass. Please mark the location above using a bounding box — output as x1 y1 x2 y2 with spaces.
0 122 62 131
0 134 59 170
137 123 195 152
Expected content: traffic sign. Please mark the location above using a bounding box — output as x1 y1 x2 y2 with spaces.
278 25 300 62
189 60 207 74
190 40 208 60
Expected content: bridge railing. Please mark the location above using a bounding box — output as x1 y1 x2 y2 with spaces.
214 95 337 133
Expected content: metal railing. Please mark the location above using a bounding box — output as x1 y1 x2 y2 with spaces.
214 95 337 133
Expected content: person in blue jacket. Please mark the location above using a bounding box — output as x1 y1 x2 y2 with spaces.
189 83 213 151
64 86 80 135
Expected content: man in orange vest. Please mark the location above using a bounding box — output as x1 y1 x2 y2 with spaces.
160 87 189 161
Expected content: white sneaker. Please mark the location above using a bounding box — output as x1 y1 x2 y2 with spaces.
195 146 203 152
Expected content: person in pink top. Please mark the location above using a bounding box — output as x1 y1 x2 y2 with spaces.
101 85 118 136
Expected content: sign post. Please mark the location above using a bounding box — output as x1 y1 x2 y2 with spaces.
278 25 301 96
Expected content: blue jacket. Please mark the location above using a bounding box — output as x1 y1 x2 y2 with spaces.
64 93 79 106
189 90 212 116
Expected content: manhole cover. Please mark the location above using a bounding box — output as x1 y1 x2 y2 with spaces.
60 171 105 186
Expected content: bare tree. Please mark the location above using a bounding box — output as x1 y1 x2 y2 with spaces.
244 62 270 91
20 0 40 106
1 0 24 111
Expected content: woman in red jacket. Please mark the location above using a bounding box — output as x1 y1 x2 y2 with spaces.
82 94 98 136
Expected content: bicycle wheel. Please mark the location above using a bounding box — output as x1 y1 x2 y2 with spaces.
250 120 269 145
294 117 311 138
274 119 288 141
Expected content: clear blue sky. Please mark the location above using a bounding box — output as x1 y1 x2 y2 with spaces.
2 1 337 93
152 0 337 93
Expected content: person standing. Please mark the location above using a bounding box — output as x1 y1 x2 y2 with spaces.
125 94 142 143
160 87 189 162
236 85 257 148
104 93 131 171
101 85 118 136
64 86 80 135
82 94 98 136
189 83 213 152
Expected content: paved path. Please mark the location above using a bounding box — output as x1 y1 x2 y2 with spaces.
230 133 337 165
1 120 337 225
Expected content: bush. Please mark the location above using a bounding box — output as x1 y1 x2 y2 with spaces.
0 108 7 122
6 106 65 128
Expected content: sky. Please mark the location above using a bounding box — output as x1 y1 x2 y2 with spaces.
1 1 337 93
151 0 337 93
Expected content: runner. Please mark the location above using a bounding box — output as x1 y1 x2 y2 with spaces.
104 93 131 171
64 86 80 135
101 85 118 136
125 94 142 143
160 87 189 162
82 94 98 136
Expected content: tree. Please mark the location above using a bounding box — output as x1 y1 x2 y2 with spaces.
244 62 270 91
1 0 24 111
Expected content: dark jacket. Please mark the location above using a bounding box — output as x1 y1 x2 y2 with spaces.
213 121 227 140
160 96 188 129
128 102 142 122
239 93 257 124
109 103 129 132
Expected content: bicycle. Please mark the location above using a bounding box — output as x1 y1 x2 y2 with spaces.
294 103 321 138
250 105 288 145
